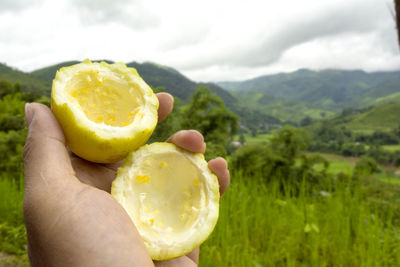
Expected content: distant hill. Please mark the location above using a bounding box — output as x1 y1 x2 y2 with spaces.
31 61 81 82
126 61 194 100
0 63 50 95
308 100 400 134
218 69 400 112
30 60 237 107
340 101 400 133
11 61 399 130
356 77 400 106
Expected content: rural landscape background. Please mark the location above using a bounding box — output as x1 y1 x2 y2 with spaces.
1 59 400 266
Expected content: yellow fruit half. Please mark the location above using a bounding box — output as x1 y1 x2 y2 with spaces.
51 60 159 163
111 142 220 260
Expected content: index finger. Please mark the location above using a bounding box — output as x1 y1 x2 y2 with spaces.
166 130 206 153
156 92 174 122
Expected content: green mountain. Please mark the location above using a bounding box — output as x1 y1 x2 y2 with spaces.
308 100 400 134
31 60 80 81
30 60 238 107
356 77 400 106
0 63 50 95
29 60 281 130
218 69 400 112
11 61 400 131
339 101 400 133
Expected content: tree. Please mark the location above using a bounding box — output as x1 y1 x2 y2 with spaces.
0 93 26 132
239 134 246 145
0 80 14 98
180 86 238 159
230 127 328 193
300 116 312 126
270 126 310 165
354 157 378 176
0 129 26 178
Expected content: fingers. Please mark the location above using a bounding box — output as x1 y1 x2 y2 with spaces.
208 157 230 196
167 130 206 153
24 103 76 189
167 130 229 195
156 93 174 122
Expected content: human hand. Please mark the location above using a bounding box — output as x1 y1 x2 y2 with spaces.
23 93 230 267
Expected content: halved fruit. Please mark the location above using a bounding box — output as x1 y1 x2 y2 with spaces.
111 142 220 260
51 60 159 163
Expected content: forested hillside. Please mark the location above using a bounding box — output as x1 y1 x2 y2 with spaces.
307 100 400 133
31 60 262 131
4 60 400 137
31 60 238 107
0 63 50 96
218 69 400 117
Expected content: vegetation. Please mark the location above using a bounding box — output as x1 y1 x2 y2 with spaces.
0 63 50 96
1 61 400 266
305 107 400 165
2 125 400 266
218 69 400 111
180 86 238 159
201 171 400 266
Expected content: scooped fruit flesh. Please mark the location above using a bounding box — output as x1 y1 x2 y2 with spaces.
66 70 143 127
112 143 220 260
51 60 159 163
127 152 204 238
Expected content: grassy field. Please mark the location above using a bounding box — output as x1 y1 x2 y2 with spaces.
0 176 27 266
235 133 274 145
382 144 400 152
2 159 400 266
200 172 400 266
311 153 355 174
309 153 400 185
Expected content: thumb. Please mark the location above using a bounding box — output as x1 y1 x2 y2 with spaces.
24 103 75 189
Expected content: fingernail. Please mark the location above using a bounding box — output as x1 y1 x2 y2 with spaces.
25 103 33 127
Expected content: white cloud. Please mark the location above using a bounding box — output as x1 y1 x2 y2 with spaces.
69 0 159 29
0 0 42 13
0 0 398 82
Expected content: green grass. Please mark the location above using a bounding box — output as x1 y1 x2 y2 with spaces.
375 173 400 185
0 176 27 261
200 173 400 266
311 153 356 174
2 166 400 266
309 153 400 185
0 175 24 225
236 133 274 144
382 144 400 152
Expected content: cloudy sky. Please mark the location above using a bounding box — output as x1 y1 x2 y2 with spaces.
0 0 399 82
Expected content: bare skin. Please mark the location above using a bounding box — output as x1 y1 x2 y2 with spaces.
23 93 230 267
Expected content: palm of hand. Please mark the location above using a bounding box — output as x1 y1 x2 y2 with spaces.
71 154 202 266
23 94 229 267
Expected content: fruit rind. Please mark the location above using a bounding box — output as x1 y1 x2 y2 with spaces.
111 142 220 260
51 60 159 163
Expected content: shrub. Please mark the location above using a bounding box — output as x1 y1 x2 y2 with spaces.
354 157 378 176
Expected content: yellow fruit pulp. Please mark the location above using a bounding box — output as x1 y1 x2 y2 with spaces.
66 70 143 127
127 151 204 239
51 60 159 163
112 143 220 260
